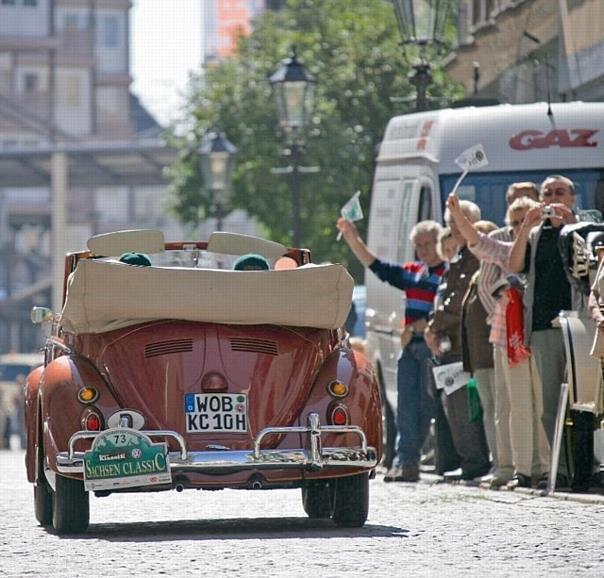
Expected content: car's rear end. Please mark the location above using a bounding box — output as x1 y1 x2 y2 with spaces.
26 232 381 533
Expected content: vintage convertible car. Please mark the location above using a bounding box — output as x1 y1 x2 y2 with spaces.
24 229 382 534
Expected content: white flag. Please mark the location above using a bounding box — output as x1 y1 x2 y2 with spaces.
340 191 363 222
455 144 489 171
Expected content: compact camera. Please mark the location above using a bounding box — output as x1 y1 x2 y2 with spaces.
541 206 556 219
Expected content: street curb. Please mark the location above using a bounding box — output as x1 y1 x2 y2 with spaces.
511 486 604 505
385 472 604 505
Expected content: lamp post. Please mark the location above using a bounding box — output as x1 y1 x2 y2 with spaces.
197 130 237 231
391 0 453 111
269 49 317 247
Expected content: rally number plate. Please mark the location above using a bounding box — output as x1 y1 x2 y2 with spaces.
83 429 171 491
184 393 248 433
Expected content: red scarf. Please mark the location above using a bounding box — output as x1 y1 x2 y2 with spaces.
505 286 531 366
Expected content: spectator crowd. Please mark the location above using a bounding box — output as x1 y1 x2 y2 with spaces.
337 175 602 493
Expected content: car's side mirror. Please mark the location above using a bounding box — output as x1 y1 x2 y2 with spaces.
31 307 53 325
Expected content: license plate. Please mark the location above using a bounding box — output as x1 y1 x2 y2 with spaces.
184 393 248 433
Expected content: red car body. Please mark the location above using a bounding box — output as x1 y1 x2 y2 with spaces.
24 231 382 534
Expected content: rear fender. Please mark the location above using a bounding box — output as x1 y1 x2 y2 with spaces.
40 356 120 473
24 365 44 483
301 347 382 459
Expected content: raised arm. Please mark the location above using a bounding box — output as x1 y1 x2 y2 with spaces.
446 194 480 246
507 206 542 272
336 218 376 267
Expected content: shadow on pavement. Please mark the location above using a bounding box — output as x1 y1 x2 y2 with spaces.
65 517 409 541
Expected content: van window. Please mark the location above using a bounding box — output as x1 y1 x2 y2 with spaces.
439 168 604 226
396 181 417 263
367 179 400 261
418 185 432 221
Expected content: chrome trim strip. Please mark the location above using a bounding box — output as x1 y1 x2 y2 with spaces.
56 446 378 474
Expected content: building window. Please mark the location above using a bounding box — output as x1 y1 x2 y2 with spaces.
1 0 17 6
63 13 85 31
472 0 495 26
101 15 120 48
23 0 38 6
23 73 39 92
63 74 81 108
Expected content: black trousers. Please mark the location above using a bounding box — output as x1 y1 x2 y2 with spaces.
442 385 491 477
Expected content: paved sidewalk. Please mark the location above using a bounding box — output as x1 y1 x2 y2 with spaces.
416 471 604 505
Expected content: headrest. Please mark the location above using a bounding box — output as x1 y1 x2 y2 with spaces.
87 229 165 256
207 232 287 259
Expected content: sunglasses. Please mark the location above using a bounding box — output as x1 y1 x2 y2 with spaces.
509 220 522 227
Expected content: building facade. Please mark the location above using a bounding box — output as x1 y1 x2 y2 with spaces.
0 0 189 353
202 0 284 64
446 0 604 104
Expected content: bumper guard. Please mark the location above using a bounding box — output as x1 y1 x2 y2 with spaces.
56 413 378 474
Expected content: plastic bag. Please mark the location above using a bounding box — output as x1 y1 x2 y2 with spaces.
467 376 483 423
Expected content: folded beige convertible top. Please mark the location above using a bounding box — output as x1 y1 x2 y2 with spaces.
61 259 354 334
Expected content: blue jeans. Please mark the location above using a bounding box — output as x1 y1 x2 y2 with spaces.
395 338 434 467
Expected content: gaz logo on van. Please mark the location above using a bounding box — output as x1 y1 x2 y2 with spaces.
184 393 248 433
509 129 598 150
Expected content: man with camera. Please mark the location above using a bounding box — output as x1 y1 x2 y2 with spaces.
508 175 579 488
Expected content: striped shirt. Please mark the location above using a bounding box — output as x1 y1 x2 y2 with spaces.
369 259 447 325
470 232 513 347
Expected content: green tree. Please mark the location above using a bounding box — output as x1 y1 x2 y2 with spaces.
169 0 461 276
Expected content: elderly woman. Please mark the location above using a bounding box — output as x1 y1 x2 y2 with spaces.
445 193 549 490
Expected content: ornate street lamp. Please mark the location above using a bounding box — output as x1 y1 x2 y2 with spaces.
269 49 316 132
269 50 317 247
197 130 237 231
391 0 453 111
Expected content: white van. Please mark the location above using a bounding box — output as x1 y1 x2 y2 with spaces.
364 101 604 454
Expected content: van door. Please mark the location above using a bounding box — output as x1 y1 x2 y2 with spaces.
366 178 421 397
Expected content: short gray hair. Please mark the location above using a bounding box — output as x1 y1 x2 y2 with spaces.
444 199 481 224
541 175 576 197
409 220 442 244
505 197 539 225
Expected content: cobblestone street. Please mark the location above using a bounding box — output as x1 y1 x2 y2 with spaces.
0 450 602 577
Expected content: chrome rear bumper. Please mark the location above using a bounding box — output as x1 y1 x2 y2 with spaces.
56 413 378 474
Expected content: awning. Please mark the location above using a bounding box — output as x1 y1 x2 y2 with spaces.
0 139 176 188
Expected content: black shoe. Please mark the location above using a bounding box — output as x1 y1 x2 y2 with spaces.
536 472 569 490
571 478 591 493
507 473 531 489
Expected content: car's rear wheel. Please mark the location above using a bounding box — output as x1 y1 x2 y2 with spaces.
332 473 369 528
52 474 89 534
34 449 53 527
301 480 334 519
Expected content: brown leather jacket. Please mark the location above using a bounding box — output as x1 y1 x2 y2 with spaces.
461 271 494 372
429 247 480 361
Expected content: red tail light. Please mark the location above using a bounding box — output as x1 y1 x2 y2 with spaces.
330 405 349 426
84 412 102 431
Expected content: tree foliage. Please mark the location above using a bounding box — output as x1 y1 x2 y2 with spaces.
169 0 462 276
